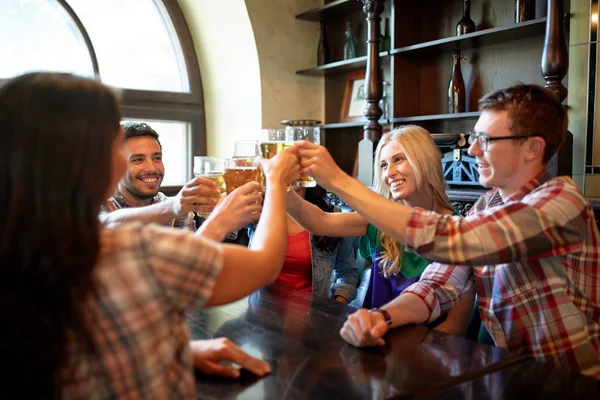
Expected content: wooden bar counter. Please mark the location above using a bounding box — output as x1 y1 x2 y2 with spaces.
186 284 580 399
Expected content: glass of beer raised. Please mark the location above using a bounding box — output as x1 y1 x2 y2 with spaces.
193 156 227 217
285 125 320 187
258 129 293 188
223 158 261 194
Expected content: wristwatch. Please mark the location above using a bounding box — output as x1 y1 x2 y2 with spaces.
368 308 392 326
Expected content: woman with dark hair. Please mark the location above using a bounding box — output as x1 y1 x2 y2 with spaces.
0 72 299 398
248 185 359 303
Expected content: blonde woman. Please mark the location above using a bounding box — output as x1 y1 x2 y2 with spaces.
287 126 474 335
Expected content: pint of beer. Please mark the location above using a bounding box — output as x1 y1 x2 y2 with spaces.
193 156 227 217
285 126 320 187
224 159 261 194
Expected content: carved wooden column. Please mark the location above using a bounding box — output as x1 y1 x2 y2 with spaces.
541 0 572 177
357 0 385 186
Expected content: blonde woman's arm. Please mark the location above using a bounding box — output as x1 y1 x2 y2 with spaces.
286 189 368 237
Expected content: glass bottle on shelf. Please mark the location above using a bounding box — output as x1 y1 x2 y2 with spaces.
343 22 356 60
515 0 536 23
317 21 330 66
456 0 476 36
448 50 466 114
379 80 390 119
380 17 391 52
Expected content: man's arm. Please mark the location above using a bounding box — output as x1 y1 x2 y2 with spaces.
100 200 178 228
340 262 474 347
297 142 587 266
100 176 221 228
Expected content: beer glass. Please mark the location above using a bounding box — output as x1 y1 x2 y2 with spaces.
232 140 259 167
223 158 261 194
285 126 320 187
258 129 292 159
257 129 293 188
193 156 227 217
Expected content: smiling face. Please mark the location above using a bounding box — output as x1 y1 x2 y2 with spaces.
468 110 528 197
118 136 165 205
379 141 419 203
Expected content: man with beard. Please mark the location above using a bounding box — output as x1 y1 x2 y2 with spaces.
99 122 271 378
100 122 262 242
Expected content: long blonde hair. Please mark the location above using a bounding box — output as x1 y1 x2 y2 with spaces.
372 125 452 276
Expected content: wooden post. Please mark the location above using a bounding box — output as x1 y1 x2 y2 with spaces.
541 0 572 177
358 0 385 186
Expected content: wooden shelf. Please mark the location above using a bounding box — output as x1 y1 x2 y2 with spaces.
322 119 389 129
390 18 547 57
391 112 480 124
295 0 362 22
296 52 389 76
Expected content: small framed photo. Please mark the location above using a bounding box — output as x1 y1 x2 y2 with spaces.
340 70 367 122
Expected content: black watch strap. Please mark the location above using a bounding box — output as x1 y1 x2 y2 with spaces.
369 308 392 326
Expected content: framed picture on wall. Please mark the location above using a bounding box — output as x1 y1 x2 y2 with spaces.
340 70 367 122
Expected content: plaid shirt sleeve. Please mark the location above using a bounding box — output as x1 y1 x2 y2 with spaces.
404 178 587 266
140 224 223 310
403 262 474 322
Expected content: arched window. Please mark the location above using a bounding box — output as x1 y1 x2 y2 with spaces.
1 0 205 187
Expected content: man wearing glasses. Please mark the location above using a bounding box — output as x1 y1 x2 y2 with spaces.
297 84 600 377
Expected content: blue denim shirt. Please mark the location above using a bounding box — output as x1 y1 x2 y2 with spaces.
248 227 359 302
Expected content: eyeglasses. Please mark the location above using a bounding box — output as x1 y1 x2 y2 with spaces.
469 132 541 151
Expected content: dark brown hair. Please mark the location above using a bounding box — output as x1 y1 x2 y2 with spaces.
0 73 121 397
478 84 567 164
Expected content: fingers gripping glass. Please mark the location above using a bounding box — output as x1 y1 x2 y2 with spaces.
470 132 541 151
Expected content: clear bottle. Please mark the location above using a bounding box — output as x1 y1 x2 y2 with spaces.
456 0 476 36
343 22 357 60
317 21 330 65
448 50 466 114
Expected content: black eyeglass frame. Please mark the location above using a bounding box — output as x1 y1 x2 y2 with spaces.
469 132 542 151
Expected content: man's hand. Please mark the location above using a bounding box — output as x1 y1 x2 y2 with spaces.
199 181 263 241
190 338 271 378
295 141 346 192
172 176 221 217
340 308 388 347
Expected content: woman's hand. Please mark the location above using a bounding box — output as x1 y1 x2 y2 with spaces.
340 308 389 347
295 141 347 191
256 147 300 187
190 338 271 378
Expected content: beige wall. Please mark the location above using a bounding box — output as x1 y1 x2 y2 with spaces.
245 0 324 128
178 0 262 158
178 0 324 157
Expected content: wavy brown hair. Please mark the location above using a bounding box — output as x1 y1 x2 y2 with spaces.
0 73 121 397
478 84 567 164
372 126 452 277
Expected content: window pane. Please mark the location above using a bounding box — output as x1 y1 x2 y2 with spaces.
122 119 191 186
68 0 189 92
0 0 94 79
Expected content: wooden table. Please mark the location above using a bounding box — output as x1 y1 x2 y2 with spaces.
187 284 549 399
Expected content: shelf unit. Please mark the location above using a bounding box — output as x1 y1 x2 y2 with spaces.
389 18 546 58
390 112 480 124
296 52 389 76
294 0 560 190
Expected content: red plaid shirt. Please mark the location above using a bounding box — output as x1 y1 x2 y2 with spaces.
59 223 223 398
403 171 600 377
